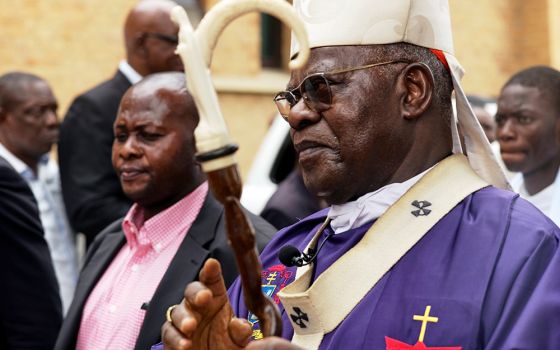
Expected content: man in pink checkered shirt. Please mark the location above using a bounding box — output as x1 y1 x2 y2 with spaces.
54 72 276 350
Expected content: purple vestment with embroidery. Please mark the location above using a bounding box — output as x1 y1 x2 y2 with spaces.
229 187 560 349
152 187 560 349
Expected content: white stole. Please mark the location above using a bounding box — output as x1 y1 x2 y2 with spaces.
277 154 488 349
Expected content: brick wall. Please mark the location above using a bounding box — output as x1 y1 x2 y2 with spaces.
514 1 551 68
1 0 136 110
451 0 558 97
549 0 560 67
1 0 559 175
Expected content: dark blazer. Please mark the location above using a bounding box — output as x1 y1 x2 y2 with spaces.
261 169 322 230
0 156 62 349
58 70 133 245
55 192 276 350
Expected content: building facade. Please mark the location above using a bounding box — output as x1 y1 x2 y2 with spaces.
2 0 559 176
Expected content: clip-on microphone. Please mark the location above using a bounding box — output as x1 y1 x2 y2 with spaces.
278 245 316 267
278 224 333 267
278 218 333 268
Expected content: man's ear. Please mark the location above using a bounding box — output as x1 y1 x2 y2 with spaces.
397 63 434 120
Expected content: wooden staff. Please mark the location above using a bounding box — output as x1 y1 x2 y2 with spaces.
171 0 309 338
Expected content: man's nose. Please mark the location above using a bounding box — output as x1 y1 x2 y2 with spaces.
287 99 322 130
44 109 59 127
497 119 516 142
120 137 141 158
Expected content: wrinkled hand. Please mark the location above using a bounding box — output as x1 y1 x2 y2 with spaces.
162 259 253 350
246 337 304 350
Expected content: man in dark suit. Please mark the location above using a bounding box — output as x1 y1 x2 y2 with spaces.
0 156 62 349
59 0 185 245
261 167 325 229
55 72 275 350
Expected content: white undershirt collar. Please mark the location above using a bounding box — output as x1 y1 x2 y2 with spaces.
118 60 143 85
327 167 433 234
510 172 558 218
0 143 28 174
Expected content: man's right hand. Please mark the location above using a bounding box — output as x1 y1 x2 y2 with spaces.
161 258 253 350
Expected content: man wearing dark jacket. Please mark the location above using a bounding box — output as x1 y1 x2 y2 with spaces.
0 156 62 349
59 0 184 244
55 72 275 350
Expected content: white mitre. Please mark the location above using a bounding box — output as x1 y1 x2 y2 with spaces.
291 0 509 189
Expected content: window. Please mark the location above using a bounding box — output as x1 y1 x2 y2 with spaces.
261 13 283 69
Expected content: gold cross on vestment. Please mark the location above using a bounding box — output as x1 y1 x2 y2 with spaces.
413 305 439 343
266 271 278 285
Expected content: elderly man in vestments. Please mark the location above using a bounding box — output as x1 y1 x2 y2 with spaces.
159 1 560 349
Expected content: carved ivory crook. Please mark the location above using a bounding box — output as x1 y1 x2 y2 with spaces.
171 0 310 339
172 0 309 167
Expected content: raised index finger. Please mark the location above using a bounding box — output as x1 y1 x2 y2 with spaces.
175 259 229 333
198 258 228 299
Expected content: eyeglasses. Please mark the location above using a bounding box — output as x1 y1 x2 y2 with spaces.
273 60 408 120
143 32 179 45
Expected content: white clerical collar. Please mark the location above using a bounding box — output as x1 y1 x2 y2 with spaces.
119 60 143 85
0 143 49 180
327 167 433 234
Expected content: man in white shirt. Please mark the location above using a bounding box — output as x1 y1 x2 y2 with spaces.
496 66 560 224
0 71 78 313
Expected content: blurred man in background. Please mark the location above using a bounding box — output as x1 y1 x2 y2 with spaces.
0 71 78 313
496 66 560 225
261 166 325 230
466 94 516 180
467 95 497 143
59 0 184 245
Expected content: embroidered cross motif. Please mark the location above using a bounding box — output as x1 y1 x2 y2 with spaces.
385 305 462 349
290 307 309 329
411 200 432 217
266 271 278 285
413 305 439 343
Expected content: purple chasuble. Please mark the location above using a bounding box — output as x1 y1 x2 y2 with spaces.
151 187 560 350
228 187 560 349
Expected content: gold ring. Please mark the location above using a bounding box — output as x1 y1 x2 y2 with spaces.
166 304 178 322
